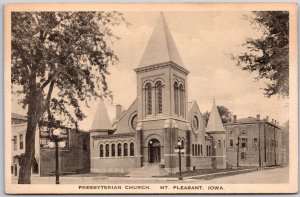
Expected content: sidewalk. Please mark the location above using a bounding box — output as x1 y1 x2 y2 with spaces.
11 166 285 184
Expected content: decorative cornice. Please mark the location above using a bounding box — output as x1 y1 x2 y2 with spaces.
92 133 135 140
134 61 189 75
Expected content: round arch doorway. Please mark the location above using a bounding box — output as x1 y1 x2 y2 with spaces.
148 139 161 164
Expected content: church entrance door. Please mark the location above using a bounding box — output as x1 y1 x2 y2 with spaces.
148 139 161 164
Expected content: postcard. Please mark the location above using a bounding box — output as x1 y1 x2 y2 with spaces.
4 2 298 194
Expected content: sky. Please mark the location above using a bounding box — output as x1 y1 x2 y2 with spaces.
12 11 289 130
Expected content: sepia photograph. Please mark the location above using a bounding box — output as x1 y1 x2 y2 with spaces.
4 2 298 194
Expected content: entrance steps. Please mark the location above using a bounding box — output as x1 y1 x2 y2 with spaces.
127 164 169 177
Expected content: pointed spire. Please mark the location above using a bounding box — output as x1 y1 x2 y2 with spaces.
138 13 184 68
90 100 112 132
206 99 225 133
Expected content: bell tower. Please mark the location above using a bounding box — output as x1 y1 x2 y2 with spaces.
134 13 191 172
134 13 189 121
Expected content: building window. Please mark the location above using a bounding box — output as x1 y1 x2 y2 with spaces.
99 144 104 157
181 140 184 149
192 116 199 132
130 142 134 156
192 144 195 156
206 145 209 156
207 145 211 156
82 138 87 151
145 83 152 115
13 136 17 150
218 140 221 148
241 152 246 160
179 84 184 117
200 144 203 156
111 144 116 157
241 138 247 148
155 81 163 114
131 114 138 131
230 139 234 147
241 129 247 135
124 143 128 157
117 143 122 156
105 144 109 157
253 138 258 145
271 139 274 147
174 82 179 115
19 134 24 150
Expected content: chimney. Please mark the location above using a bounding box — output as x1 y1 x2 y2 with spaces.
256 114 260 121
233 115 237 123
116 104 123 121
272 119 274 124
266 116 269 122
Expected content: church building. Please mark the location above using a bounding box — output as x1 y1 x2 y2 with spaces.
89 14 227 176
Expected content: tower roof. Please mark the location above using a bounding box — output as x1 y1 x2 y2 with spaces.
206 99 225 133
90 100 112 132
137 13 184 68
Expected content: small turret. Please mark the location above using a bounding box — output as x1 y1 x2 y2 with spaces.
206 99 226 169
89 100 113 134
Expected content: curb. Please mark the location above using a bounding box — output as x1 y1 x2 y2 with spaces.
185 168 258 180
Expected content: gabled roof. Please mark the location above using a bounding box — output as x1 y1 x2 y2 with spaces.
206 100 225 133
90 100 112 132
137 13 184 68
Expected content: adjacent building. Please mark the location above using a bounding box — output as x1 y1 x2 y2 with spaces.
11 113 90 177
224 115 287 167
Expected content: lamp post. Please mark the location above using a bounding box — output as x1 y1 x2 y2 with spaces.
175 140 184 181
49 128 62 184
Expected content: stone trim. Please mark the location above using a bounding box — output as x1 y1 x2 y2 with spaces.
134 61 189 75
92 133 135 140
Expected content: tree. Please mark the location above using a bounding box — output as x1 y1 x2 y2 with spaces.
11 12 126 184
233 11 289 98
203 105 233 126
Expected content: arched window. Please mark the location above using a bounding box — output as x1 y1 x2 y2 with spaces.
192 144 195 156
145 83 152 115
179 84 184 117
99 144 104 157
117 143 122 156
105 144 109 157
200 144 203 156
206 145 209 156
155 81 163 114
130 142 134 156
174 82 179 115
124 143 128 156
218 140 221 148
111 144 116 157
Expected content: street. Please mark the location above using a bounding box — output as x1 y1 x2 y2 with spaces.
11 167 289 184
192 167 289 184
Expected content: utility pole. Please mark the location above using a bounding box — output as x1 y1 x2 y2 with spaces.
236 135 240 167
258 121 261 168
274 126 277 166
